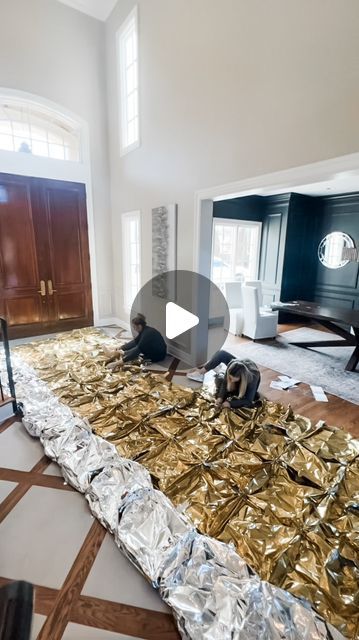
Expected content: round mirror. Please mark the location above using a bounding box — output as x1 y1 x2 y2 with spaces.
318 231 354 269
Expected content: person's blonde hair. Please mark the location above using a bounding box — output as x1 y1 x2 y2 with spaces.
227 360 253 398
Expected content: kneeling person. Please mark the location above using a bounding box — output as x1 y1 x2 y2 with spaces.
106 314 167 367
187 350 260 408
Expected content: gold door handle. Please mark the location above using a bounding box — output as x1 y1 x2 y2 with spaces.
37 280 46 296
48 280 57 295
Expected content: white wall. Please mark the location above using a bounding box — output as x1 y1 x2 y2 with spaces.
0 0 113 320
106 0 359 324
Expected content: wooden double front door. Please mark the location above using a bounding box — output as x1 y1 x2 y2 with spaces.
0 173 93 338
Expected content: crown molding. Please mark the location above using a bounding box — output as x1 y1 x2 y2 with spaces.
56 0 118 21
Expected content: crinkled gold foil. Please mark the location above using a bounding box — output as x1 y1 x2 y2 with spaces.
15 328 359 638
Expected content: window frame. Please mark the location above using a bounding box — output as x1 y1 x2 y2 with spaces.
121 210 141 312
211 218 262 286
117 5 140 157
0 99 81 162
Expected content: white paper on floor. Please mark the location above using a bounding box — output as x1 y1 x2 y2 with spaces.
270 375 300 391
310 385 328 402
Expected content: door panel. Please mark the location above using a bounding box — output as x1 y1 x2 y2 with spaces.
0 173 49 331
0 173 93 338
56 291 87 321
5 297 43 325
0 179 38 289
46 188 84 285
41 179 93 329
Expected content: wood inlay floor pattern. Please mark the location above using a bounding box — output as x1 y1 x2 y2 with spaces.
0 420 180 640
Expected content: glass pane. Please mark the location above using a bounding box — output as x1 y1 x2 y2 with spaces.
123 211 141 309
130 219 138 242
31 140 49 157
125 33 134 66
130 245 137 264
14 136 32 153
0 121 12 135
0 133 14 151
212 222 261 285
12 121 30 138
64 145 79 161
30 125 48 142
127 119 136 146
127 64 137 93
133 117 139 143
127 92 138 121
132 31 138 58
49 143 65 160
48 129 64 145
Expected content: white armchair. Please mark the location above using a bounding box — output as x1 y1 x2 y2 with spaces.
245 280 263 306
242 285 278 340
244 279 271 313
224 281 243 336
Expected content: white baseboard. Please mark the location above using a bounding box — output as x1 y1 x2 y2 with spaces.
95 317 118 326
114 318 131 332
167 344 193 365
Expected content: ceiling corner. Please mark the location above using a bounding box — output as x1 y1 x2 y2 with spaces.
56 0 118 22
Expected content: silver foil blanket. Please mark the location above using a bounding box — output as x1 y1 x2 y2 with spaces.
4 353 346 640
159 532 345 640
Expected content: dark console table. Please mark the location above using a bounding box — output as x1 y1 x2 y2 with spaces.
271 301 359 372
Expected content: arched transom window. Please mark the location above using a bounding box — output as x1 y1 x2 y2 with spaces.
0 98 81 162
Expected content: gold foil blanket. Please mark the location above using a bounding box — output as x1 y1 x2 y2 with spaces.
14 329 359 639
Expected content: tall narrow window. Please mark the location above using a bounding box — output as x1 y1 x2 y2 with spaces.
117 6 139 155
122 211 141 311
211 219 262 289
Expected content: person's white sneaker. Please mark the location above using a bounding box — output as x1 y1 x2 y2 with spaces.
186 370 204 383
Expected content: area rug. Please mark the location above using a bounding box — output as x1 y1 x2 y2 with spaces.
12 328 359 638
228 328 359 405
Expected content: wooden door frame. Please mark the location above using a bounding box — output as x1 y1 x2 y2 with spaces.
0 88 100 326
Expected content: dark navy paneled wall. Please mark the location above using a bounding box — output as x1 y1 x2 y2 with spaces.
313 193 359 310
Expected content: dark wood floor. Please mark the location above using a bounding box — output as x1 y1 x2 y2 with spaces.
170 322 359 438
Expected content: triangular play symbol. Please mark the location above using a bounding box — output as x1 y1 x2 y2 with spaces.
166 302 199 339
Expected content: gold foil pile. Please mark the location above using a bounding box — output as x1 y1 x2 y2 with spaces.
15 328 359 638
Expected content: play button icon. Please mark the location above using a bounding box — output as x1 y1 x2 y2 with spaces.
166 302 199 339
130 269 229 370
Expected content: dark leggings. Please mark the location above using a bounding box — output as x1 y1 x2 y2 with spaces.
204 349 234 371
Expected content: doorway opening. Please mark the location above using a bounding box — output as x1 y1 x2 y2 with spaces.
191 152 359 364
